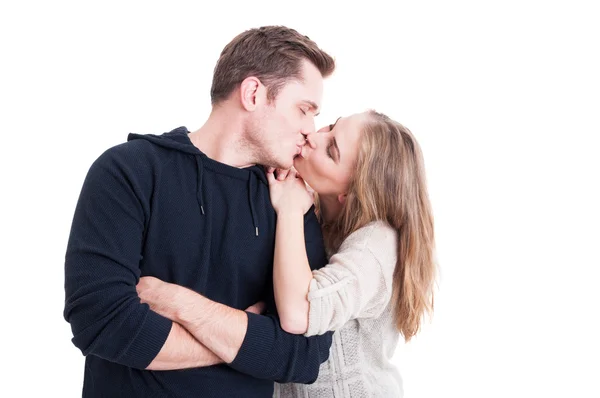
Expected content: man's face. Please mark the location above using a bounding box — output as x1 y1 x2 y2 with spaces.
251 60 323 169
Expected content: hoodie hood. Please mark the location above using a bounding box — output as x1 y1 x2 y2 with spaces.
128 126 203 155
127 126 267 236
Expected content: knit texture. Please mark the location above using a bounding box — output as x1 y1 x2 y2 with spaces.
274 221 404 397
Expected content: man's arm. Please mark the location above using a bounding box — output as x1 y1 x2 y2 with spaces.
147 323 222 370
64 145 221 370
137 277 247 363
138 277 332 383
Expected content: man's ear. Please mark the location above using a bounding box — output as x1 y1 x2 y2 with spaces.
240 77 265 111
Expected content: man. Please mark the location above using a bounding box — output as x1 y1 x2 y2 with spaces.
64 25 335 397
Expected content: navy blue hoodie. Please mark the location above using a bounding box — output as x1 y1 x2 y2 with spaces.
64 127 332 397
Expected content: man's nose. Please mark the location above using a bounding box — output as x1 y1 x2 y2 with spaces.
302 117 316 137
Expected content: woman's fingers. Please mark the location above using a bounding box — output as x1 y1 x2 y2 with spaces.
266 167 276 184
276 168 290 180
286 168 297 180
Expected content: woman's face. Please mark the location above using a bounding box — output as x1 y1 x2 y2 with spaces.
293 112 367 196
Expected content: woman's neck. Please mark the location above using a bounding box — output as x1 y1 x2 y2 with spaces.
318 194 343 224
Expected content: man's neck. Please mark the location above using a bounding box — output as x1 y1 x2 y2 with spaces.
188 104 256 168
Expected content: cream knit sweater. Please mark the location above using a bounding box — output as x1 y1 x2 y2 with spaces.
274 221 403 398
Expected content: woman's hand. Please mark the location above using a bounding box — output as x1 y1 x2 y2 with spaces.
266 167 314 214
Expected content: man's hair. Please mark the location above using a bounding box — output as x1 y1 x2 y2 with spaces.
210 26 335 105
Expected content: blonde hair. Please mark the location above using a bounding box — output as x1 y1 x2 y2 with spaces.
317 110 436 341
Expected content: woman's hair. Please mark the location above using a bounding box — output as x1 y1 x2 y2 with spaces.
317 110 437 341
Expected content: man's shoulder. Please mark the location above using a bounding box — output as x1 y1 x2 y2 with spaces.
83 138 169 190
92 137 164 169
108 136 159 157
303 206 323 240
303 207 327 270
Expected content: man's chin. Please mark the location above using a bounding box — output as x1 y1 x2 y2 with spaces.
292 155 303 168
269 159 293 170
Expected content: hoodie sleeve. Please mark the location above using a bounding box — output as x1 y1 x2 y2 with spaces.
63 143 172 369
229 313 332 383
228 209 332 383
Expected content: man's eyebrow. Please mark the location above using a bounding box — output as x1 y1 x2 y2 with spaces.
303 100 320 116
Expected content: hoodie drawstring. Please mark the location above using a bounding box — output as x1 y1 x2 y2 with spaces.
195 156 205 215
248 173 259 236
132 129 260 237
197 154 259 237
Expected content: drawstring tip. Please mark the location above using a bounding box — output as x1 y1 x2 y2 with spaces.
255 227 259 236
200 205 205 215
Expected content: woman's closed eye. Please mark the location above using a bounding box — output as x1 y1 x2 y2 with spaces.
327 140 335 159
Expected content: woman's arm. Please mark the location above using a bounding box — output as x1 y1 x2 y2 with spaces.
271 220 398 337
272 210 314 334
266 167 317 334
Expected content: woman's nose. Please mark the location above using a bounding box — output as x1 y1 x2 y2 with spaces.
305 132 317 149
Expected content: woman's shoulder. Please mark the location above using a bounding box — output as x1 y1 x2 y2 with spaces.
339 221 398 254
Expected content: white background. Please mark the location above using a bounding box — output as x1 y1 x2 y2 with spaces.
2 1 599 397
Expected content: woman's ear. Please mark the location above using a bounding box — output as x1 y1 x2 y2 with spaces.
337 193 347 205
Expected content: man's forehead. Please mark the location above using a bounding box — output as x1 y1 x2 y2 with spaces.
299 60 324 97
280 80 322 106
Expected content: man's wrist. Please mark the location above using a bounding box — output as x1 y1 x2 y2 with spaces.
168 284 202 325
177 292 248 363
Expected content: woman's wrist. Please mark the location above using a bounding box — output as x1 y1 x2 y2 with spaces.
275 203 305 215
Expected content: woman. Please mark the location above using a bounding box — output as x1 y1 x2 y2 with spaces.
268 110 437 397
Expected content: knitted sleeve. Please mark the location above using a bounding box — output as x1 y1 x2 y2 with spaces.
64 142 172 369
305 222 398 337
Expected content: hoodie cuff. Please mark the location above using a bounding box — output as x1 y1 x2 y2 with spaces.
118 310 173 369
229 312 276 377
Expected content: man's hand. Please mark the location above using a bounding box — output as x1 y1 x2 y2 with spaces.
137 277 266 320
245 301 266 315
136 276 253 363
136 276 185 320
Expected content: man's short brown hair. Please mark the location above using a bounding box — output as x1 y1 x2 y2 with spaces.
210 26 335 105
